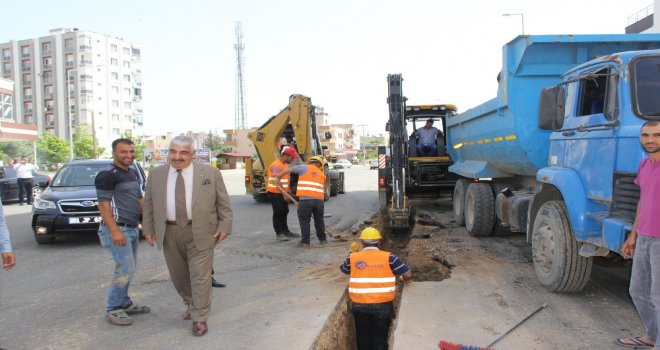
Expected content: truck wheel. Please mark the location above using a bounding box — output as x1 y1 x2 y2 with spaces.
324 182 331 201
330 178 339 196
465 182 496 237
453 179 470 226
338 172 345 194
491 183 513 236
531 200 592 293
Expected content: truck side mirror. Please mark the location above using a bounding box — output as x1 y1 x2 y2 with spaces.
538 86 565 130
324 131 332 140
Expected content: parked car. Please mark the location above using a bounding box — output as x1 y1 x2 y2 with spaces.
369 160 379 170
0 166 51 203
31 159 146 244
333 159 353 169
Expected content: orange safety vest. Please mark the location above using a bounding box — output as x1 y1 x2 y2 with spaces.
295 165 326 199
348 249 396 304
267 159 290 194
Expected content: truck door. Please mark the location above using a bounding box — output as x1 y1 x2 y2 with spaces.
548 66 618 232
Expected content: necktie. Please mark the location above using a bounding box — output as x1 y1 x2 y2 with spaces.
175 169 188 228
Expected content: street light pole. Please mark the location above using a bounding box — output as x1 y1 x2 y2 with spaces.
358 124 367 162
502 13 525 35
66 68 75 161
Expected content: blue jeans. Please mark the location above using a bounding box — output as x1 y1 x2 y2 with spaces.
98 224 139 311
629 234 660 348
416 143 437 157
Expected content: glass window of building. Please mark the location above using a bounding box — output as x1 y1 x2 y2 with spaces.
2 48 10 60
0 92 13 120
110 58 118 66
111 72 118 80
111 44 118 52
123 101 131 109
112 100 119 107
42 42 52 55
123 74 130 82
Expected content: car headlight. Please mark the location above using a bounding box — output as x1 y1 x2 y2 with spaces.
34 198 57 210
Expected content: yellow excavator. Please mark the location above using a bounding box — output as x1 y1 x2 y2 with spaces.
245 94 345 202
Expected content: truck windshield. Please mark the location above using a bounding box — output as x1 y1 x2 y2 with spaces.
632 55 660 120
51 163 110 187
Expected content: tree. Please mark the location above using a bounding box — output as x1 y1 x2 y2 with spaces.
37 134 69 166
122 130 147 163
73 126 98 159
203 129 224 153
0 141 33 161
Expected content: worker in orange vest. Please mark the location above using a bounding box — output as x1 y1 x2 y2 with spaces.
267 147 300 241
275 156 327 247
340 227 412 350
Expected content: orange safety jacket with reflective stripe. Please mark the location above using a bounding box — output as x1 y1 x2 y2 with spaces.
295 165 326 199
267 159 290 194
348 250 396 304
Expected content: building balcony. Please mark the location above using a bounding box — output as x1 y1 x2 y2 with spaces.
81 89 93 94
44 93 53 100
2 56 10 61
24 108 33 114
626 4 654 33
43 64 52 69
79 45 93 51
24 95 32 101
65 61 74 67
22 66 31 72
42 49 52 56
80 60 93 65
45 120 55 128
21 53 30 58
45 106 54 112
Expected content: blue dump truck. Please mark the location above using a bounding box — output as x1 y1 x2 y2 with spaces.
447 34 660 292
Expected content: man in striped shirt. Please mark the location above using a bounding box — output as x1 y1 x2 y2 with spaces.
340 227 412 350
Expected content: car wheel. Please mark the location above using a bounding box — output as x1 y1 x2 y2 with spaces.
32 185 44 202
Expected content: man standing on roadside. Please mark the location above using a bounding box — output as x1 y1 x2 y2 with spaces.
95 138 150 326
267 147 299 241
617 121 660 349
142 135 232 337
13 156 39 206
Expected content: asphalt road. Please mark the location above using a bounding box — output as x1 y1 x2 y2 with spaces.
0 166 378 350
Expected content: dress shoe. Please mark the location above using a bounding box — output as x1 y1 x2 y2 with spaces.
192 321 208 336
211 277 225 288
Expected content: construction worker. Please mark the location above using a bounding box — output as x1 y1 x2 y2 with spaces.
267 147 300 241
340 227 412 350
275 156 327 247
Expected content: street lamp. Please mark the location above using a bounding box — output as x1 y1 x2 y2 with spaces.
66 68 76 161
502 13 525 35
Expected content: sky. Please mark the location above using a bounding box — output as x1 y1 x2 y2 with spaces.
2 0 655 136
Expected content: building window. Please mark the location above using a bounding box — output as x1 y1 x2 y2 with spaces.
21 60 31 71
22 73 31 85
20 45 30 58
112 114 120 122
2 61 11 73
123 101 131 109
111 86 119 94
43 57 53 69
44 85 54 99
0 92 13 120
111 72 119 80
110 58 118 66
123 87 131 96
42 42 52 55
24 101 33 114
124 115 131 122
2 48 10 60
123 74 130 82
43 71 53 84
65 53 74 67
112 100 119 108
64 38 74 51
45 100 54 112
111 44 118 52
122 47 130 55
122 61 130 68
23 87 32 99
112 127 120 136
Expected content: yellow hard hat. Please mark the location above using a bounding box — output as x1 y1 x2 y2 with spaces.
359 227 382 240
308 156 325 167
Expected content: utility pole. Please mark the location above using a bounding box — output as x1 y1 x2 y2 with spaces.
358 124 367 162
234 21 247 129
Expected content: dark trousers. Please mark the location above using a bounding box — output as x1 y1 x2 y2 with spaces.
17 178 33 204
352 302 394 350
297 199 325 244
267 192 289 235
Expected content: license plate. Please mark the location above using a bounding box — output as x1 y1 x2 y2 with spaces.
68 216 102 224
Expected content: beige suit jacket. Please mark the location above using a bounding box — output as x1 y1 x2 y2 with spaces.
143 162 233 251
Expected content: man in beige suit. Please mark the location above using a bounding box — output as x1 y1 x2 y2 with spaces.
142 136 232 337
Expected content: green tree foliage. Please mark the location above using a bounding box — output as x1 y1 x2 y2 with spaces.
122 130 146 162
0 141 33 161
203 129 224 153
36 134 69 166
73 126 97 159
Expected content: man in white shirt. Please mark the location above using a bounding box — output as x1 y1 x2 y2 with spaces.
13 156 39 206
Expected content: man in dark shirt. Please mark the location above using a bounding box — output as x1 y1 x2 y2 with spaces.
95 138 150 326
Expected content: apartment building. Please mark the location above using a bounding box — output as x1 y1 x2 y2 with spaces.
0 77 38 143
0 28 142 156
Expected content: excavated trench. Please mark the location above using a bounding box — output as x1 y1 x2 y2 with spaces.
312 204 454 350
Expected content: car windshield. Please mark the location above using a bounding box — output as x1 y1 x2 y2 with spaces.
51 163 110 187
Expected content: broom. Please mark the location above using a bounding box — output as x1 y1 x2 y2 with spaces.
438 303 547 350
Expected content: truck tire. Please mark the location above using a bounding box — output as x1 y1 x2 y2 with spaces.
338 172 345 194
491 183 513 236
330 178 339 196
324 181 331 201
531 200 592 293
453 179 470 226
465 182 496 237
